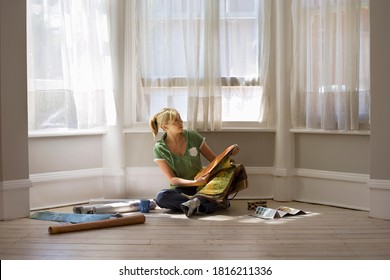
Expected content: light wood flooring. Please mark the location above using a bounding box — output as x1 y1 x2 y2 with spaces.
1 200 390 260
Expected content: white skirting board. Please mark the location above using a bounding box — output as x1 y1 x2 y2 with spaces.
293 168 370 211
0 179 31 220
29 167 372 212
368 179 390 220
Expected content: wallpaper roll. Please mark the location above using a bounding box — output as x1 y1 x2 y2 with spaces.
48 213 146 234
73 199 157 214
92 200 157 214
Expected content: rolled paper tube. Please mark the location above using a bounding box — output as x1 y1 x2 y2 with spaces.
93 202 140 214
73 200 157 214
48 213 146 234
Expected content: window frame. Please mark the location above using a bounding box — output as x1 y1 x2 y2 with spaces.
125 0 272 131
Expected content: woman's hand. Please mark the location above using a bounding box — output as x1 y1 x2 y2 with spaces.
194 172 210 186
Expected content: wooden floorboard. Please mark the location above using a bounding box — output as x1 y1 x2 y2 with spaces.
1 200 390 260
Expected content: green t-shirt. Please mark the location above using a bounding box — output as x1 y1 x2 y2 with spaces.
153 129 205 187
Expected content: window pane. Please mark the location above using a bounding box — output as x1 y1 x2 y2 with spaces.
222 87 263 121
27 0 114 130
220 0 262 121
138 0 266 124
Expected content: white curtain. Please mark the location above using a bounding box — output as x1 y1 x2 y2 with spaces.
27 0 116 131
130 0 271 130
291 0 370 130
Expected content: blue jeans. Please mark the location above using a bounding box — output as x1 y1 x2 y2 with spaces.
156 188 219 214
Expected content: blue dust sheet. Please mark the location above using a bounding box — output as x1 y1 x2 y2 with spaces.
29 211 114 224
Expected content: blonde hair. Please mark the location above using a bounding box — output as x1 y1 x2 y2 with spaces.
149 108 180 138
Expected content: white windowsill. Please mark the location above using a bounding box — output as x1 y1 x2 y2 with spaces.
28 128 107 138
290 128 370 135
219 127 276 132
123 126 276 134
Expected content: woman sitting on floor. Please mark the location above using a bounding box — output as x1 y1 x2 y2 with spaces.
149 108 240 218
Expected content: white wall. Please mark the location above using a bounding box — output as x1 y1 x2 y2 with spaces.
368 0 390 220
0 0 31 220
